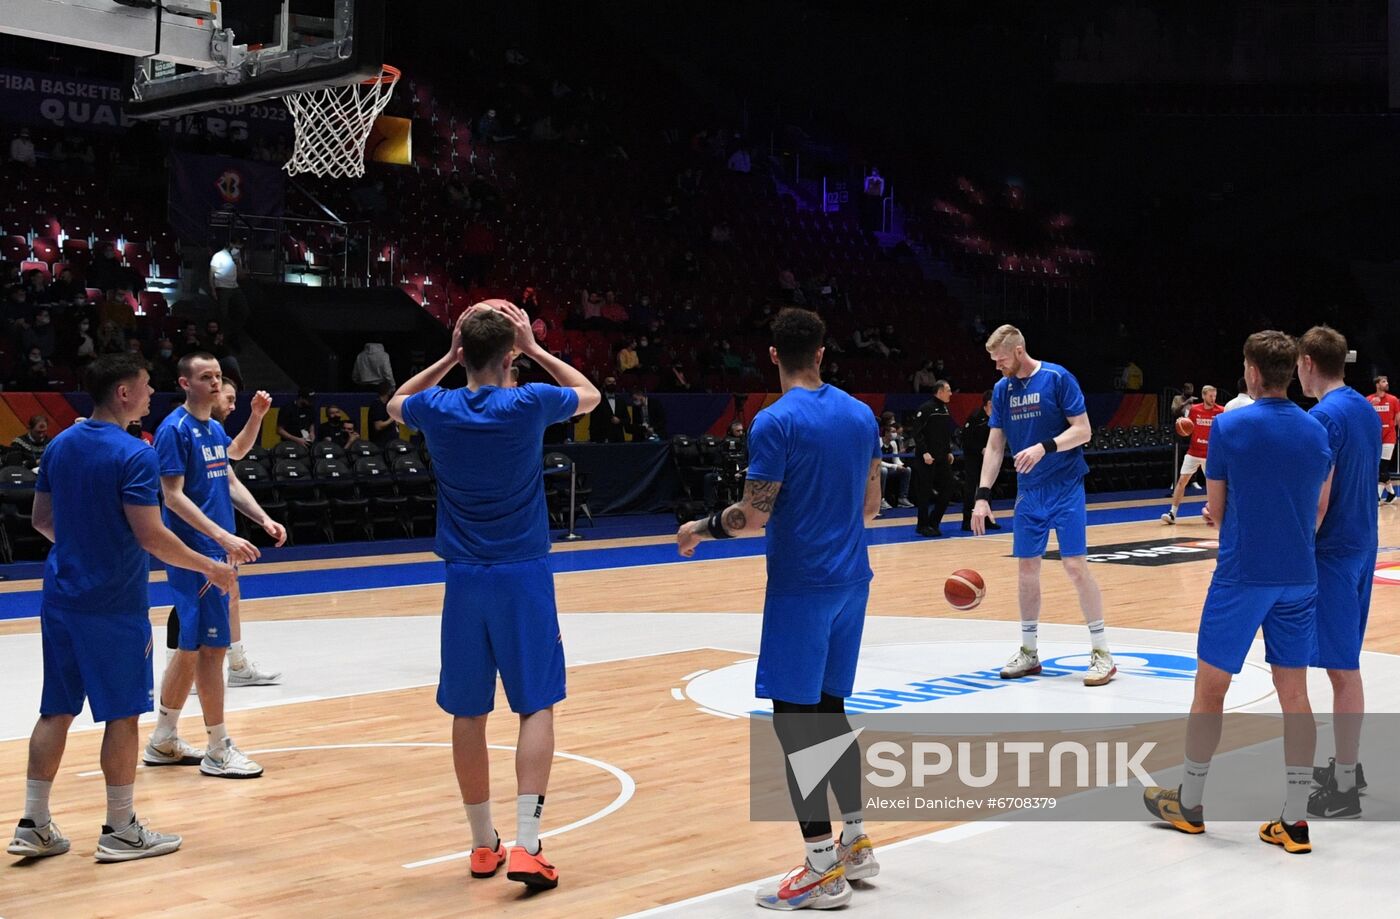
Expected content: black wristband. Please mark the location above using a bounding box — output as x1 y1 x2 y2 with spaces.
706 510 734 539
1040 437 1058 454
975 487 992 502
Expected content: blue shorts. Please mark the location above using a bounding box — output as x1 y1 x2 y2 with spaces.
1313 550 1376 671
1013 477 1088 558
168 555 230 651
756 582 870 705
40 605 154 723
437 557 566 717
1197 581 1317 674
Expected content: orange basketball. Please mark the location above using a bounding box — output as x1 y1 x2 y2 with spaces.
944 569 986 611
1175 416 1195 437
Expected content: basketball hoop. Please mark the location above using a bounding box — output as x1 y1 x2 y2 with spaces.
282 64 401 179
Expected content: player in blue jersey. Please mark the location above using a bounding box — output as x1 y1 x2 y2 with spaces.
7 354 235 863
678 307 884 911
1296 326 1381 819
970 325 1116 686
142 353 285 780
1144 331 1333 854
388 300 598 891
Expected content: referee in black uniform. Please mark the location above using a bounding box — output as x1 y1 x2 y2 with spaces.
960 389 1002 532
910 380 955 537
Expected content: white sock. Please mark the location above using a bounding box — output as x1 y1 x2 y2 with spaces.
1180 757 1210 810
228 641 248 670
151 704 181 744
1087 619 1109 652
1335 762 1358 793
206 723 230 756
465 800 496 850
105 784 134 831
516 794 544 855
805 836 837 872
840 816 864 845
1283 766 1312 823
1020 621 1038 653
24 778 52 826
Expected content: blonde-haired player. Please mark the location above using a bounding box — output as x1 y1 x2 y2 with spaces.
1162 385 1224 524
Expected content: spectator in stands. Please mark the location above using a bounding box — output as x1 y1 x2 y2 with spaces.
677 298 701 333
88 243 128 294
22 269 53 305
150 337 178 391
8 128 36 167
601 291 630 328
476 108 507 142
626 390 667 441
1121 360 1144 391
823 360 848 390
879 424 913 511
97 289 136 331
580 289 604 329
47 267 84 308
125 419 155 445
66 317 95 366
93 319 125 355
175 323 203 358
864 168 885 198
277 389 319 447
726 146 752 174
617 339 640 375
718 340 742 376
520 286 540 314
17 347 51 391
324 407 359 450
629 294 655 332
637 335 660 372
209 240 247 351
853 326 890 357
1170 382 1197 417
125 337 144 357
8 414 50 468
882 324 903 356
665 363 692 392
913 359 939 393
3 285 30 327
368 382 400 447
21 307 56 360
590 377 628 443
352 341 395 390
672 249 701 284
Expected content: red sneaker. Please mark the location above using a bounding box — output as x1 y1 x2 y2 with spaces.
507 844 559 890
469 838 506 878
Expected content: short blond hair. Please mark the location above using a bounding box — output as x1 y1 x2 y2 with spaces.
985 324 1025 353
1201 385 1216 396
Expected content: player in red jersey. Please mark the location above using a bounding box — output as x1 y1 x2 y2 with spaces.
1370 375 1399 503
1163 384 1225 524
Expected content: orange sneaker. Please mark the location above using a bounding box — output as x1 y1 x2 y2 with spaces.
507 845 559 890
469 838 506 878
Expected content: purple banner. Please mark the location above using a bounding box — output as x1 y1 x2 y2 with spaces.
168 151 286 243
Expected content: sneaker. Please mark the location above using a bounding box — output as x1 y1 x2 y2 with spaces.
1161 511 1176 525
143 734 204 767
1308 783 1361 819
7 818 70 858
228 659 282 687
879 499 892 510
837 834 879 881
470 836 507 879
1313 758 1367 791
1190 482 1203 491
1000 647 1041 679
506 844 559 890
985 521 1003 531
1084 649 1117 686
1141 786 1205 834
755 861 851 911
200 738 264 779
1259 818 1311 854
94 816 182 862
896 499 916 508
1385 491 1396 504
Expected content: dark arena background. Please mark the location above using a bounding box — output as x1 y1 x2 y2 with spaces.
1 2 1398 916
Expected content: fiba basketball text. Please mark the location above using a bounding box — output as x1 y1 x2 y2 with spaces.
864 740 1158 789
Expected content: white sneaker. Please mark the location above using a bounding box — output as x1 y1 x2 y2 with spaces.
200 738 264 779
1161 511 1176 525
8 819 70 858
143 734 204 767
755 861 851 910
95 816 181 862
879 499 892 510
837 834 879 881
228 659 282 687
1084 649 1117 686
1000 647 1042 679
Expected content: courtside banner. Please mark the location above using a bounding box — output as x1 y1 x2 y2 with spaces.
167 151 286 243
367 115 413 166
749 713 1400 821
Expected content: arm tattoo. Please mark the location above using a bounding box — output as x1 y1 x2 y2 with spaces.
723 506 747 532
745 479 782 514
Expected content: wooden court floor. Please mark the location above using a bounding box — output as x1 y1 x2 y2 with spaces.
2 503 1398 917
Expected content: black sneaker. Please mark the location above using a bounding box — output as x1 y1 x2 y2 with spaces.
1308 783 1362 819
1313 758 1366 791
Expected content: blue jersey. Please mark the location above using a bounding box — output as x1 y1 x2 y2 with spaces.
989 361 1090 487
402 383 579 563
1311 386 1382 556
155 406 234 557
1205 398 1331 585
37 420 161 615
745 384 881 592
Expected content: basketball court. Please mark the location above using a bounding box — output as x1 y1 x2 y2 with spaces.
3 498 1399 916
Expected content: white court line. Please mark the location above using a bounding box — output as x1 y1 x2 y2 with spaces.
403 744 636 870
617 821 1011 918
670 688 685 701
682 668 710 681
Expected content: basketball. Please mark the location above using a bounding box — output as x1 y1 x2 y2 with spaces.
1175 417 1195 437
944 569 986 611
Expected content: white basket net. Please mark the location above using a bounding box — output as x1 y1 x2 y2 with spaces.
283 65 400 179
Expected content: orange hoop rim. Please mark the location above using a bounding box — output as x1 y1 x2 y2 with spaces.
361 64 401 87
